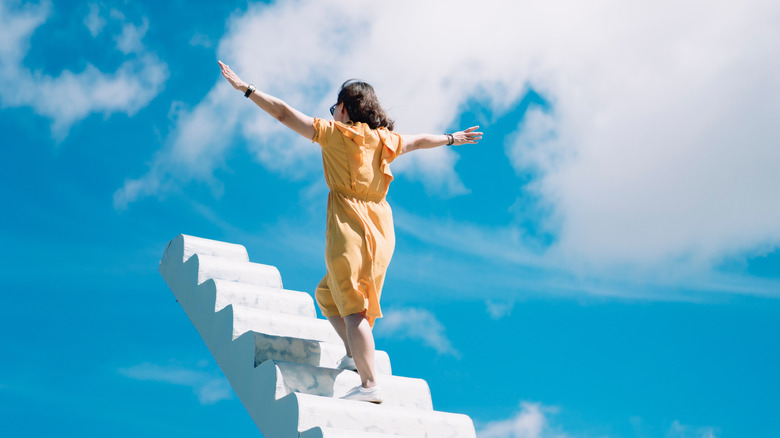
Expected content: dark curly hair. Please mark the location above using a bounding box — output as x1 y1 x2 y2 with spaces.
337 79 394 131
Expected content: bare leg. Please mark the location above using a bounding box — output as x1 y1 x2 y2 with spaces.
344 311 377 388
326 315 351 357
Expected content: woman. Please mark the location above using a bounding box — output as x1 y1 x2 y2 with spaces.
218 60 482 403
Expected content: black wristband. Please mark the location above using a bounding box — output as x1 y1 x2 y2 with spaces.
244 84 255 98
445 133 454 146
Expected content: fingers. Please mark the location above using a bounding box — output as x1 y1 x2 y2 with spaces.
217 60 245 90
218 60 234 77
453 126 483 145
464 126 482 138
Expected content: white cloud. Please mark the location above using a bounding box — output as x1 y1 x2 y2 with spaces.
113 86 240 209
118 362 233 405
0 0 168 139
118 0 780 292
485 301 514 319
375 307 459 357
189 33 213 48
83 2 105 37
667 420 719 438
115 17 149 54
479 406 719 438
501 1 780 271
478 401 569 438
393 207 780 299
393 209 545 268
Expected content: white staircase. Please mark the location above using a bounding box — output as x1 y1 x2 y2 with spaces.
159 234 476 438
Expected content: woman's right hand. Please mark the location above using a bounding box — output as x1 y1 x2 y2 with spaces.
218 60 248 92
452 126 483 146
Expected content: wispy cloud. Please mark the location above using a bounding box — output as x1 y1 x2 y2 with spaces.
375 307 459 357
667 420 719 438
83 2 104 37
478 404 721 438
118 362 233 405
115 16 149 55
0 1 167 140
478 401 569 438
113 85 241 209
392 208 780 300
485 301 515 320
189 33 213 49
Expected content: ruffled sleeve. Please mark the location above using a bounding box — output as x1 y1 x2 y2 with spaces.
312 117 336 146
377 128 403 183
377 129 402 162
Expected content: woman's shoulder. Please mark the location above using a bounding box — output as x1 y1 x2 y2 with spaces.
349 121 397 137
315 118 397 146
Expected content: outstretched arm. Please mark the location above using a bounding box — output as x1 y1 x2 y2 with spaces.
399 126 482 155
218 60 315 140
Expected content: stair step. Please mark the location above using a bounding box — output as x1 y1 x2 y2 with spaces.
300 427 417 438
293 393 475 437
265 361 432 410
164 234 250 264
229 305 342 344
253 332 392 375
195 254 283 288
205 278 316 318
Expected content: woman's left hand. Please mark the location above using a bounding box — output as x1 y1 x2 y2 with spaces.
452 126 483 145
218 60 248 91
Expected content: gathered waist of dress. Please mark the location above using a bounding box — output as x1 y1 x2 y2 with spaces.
331 186 386 203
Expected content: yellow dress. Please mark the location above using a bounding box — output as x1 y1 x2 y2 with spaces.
312 117 403 327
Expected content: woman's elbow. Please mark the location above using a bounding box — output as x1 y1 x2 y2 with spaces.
399 143 416 155
274 107 287 123
398 137 417 155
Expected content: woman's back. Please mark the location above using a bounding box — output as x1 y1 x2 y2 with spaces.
313 118 402 200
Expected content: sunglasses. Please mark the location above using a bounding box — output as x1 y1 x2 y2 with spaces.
330 103 338 116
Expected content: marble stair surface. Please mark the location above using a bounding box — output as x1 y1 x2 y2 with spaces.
264 360 431 410
300 428 417 438
159 234 476 437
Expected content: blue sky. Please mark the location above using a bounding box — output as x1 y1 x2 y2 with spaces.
2 0 779 437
